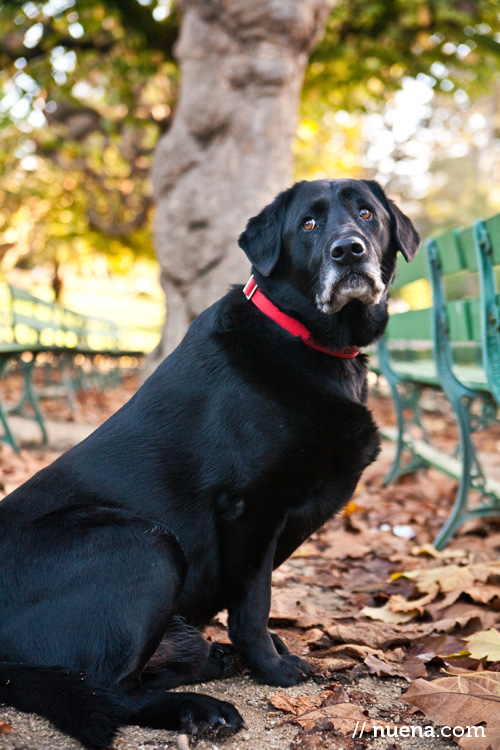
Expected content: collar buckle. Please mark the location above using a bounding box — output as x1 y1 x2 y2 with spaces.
243 275 258 301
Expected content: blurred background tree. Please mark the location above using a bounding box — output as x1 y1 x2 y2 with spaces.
0 0 499 361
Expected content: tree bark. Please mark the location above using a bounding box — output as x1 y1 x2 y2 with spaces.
150 0 335 368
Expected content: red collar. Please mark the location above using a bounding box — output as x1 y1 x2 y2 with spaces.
243 276 360 359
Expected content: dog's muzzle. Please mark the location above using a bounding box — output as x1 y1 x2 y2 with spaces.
315 240 384 314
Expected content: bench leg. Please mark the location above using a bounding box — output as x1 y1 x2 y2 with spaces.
0 356 19 452
433 395 475 549
382 379 429 485
16 358 48 445
432 394 500 549
59 353 78 412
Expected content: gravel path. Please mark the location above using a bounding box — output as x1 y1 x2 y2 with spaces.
0 670 457 750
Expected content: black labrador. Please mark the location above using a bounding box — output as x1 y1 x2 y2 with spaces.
0 179 419 748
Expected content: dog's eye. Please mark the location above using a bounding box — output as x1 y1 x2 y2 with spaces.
303 218 316 231
359 208 372 220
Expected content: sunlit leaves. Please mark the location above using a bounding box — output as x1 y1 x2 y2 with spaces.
0 0 178 273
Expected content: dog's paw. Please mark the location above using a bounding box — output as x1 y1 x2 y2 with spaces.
180 694 246 736
252 654 312 687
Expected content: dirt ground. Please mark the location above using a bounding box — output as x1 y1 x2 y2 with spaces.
0 672 458 750
1 375 499 750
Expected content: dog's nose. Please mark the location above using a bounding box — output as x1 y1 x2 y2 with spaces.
330 238 366 264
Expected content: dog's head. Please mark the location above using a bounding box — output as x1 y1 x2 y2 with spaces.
239 179 419 314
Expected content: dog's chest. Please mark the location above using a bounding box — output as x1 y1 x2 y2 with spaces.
244 388 377 482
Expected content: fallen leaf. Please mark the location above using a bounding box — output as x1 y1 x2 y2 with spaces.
403 673 500 750
305 628 326 646
465 629 500 662
389 591 437 614
292 702 372 734
342 500 361 516
411 543 469 560
318 528 371 559
269 586 336 628
361 602 420 624
431 602 500 633
269 693 326 716
466 585 500 605
313 642 389 661
412 634 467 661
291 542 320 558
364 653 427 681
399 561 500 597
322 685 350 704
0 722 13 734
326 619 433 650
313 657 358 674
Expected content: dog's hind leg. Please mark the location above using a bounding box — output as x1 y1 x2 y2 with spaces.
0 509 244 740
98 522 244 734
142 618 239 689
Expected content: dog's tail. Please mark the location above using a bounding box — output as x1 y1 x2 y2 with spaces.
0 662 121 748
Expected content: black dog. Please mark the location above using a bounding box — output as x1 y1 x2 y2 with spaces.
0 179 419 747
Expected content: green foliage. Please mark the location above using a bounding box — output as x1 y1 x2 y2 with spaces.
307 0 500 110
296 1 500 193
0 0 179 274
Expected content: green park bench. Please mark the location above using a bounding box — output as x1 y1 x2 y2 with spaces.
0 285 153 451
372 214 500 549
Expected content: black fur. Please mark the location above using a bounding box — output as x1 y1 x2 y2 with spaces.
0 179 419 747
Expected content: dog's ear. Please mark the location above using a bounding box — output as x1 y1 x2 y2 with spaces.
364 181 420 263
238 185 296 276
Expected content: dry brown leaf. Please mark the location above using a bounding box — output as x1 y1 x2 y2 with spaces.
412 633 467 661
305 628 325 645
364 653 427 681
403 673 500 750
322 684 350 704
326 620 433 650
269 586 330 628
313 642 386 661
318 528 371 559
465 629 500 662
389 591 437 614
292 702 372 733
411 543 469 560
400 561 500 597
466 585 500 605
0 722 13 734
427 587 464 612
431 602 500 633
362 602 420 624
313 657 358 674
269 693 327 716
291 542 320 558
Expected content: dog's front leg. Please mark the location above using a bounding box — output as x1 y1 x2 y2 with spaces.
221 515 312 687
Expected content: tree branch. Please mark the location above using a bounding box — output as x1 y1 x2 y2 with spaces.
102 0 181 60
0 23 116 66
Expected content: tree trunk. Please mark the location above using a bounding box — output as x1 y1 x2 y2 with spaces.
150 0 334 369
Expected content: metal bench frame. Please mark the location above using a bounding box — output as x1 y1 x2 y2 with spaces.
374 216 500 549
0 286 147 451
